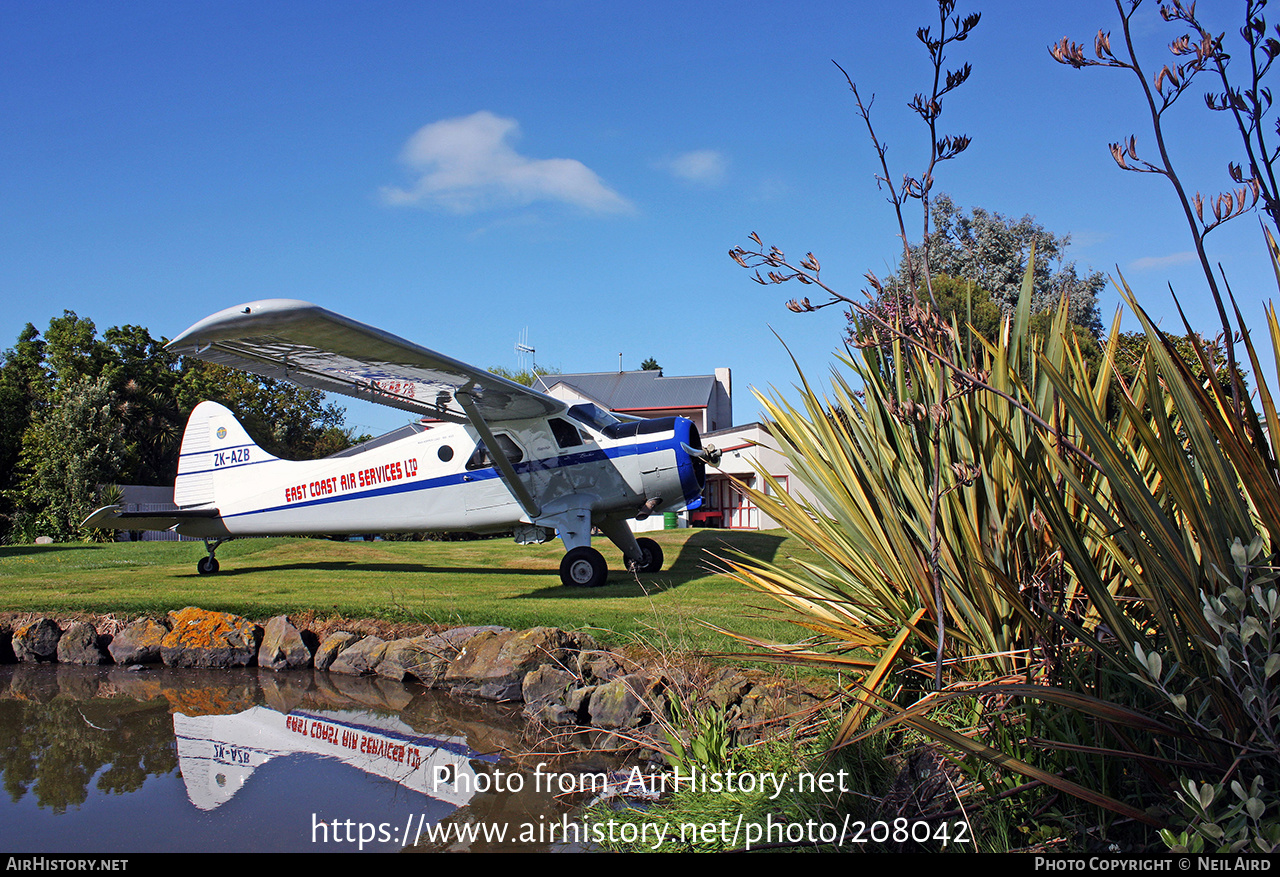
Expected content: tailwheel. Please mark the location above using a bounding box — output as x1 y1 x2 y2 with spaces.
198 537 230 575
628 537 663 574
560 546 608 588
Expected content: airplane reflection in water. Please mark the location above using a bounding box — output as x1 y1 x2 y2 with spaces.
173 706 496 811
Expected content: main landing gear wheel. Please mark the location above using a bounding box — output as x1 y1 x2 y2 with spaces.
560 546 608 588
628 537 664 574
197 556 220 576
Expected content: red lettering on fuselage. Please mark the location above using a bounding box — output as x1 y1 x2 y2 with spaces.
283 458 418 505
357 460 407 489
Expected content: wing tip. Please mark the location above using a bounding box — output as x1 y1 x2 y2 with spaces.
167 299 323 352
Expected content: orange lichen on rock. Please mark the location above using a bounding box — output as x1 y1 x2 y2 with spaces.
161 607 260 669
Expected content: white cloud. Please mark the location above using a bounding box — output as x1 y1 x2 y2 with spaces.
663 149 727 184
1129 251 1197 271
381 111 632 214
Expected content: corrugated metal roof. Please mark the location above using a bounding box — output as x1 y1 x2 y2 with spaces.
535 370 715 410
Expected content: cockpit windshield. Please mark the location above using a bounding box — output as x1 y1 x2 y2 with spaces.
566 403 620 433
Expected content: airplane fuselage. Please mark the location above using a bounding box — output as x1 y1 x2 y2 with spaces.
172 403 702 540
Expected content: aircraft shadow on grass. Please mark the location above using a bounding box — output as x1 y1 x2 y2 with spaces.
190 530 786 602
518 529 787 600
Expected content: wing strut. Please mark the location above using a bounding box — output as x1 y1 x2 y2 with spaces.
455 391 542 520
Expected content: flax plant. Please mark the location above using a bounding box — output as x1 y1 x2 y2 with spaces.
1001 259 1280 844
719 235 1280 839
713 256 1122 739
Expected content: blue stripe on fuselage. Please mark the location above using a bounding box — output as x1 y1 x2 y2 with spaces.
220 434 685 521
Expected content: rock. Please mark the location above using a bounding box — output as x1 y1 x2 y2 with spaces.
108 618 169 665
587 673 663 729
313 632 358 671
735 679 825 742
434 625 511 649
56 621 109 665
376 626 508 683
157 670 261 717
706 667 753 710
522 665 577 705
577 649 626 684
258 615 313 671
376 635 441 682
328 635 386 676
319 672 411 710
259 669 314 713
161 607 259 668
13 618 61 662
522 665 581 724
524 700 581 724
56 665 105 697
444 626 577 702
8 665 59 701
566 685 593 717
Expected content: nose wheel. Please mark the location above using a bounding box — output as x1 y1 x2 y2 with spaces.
560 546 608 588
627 537 663 574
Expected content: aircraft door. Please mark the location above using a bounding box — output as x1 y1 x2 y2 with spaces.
463 433 527 525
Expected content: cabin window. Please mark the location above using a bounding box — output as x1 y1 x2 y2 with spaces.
566 403 620 432
549 418 584 449
466 434 524 470
438 445 454 462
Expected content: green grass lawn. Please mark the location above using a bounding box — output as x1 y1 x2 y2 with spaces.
0 528 814 653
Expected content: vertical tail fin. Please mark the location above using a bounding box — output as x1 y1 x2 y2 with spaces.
174 401 277 508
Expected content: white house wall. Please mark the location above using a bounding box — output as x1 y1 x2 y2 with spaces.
701 423 821 531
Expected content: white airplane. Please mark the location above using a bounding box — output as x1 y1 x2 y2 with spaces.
83 299 719 588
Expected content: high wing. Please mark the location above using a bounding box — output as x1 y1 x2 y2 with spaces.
166 299 565 424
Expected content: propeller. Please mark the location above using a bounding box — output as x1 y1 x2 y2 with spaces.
682 442 722 465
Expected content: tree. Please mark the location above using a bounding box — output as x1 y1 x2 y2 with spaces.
0 311 365 541
640 357 662 371
487 364 560 387
102 324 184 486
849 272 1003 354
1113 328 1240 398
897 195 1106 336
10 375 129 541
41 310 109 392
0 325 46 534
175 361 352 461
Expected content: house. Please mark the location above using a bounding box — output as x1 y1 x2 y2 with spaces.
533 368 733 434
697 422 817 531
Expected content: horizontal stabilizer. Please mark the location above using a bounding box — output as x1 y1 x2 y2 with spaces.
82 505 222 533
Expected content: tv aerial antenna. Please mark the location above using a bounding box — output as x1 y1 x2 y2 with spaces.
515 328 536 373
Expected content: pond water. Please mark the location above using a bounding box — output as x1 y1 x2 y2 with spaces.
0 664 623 853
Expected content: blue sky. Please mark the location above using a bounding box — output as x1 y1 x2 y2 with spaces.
2 0 1274 437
